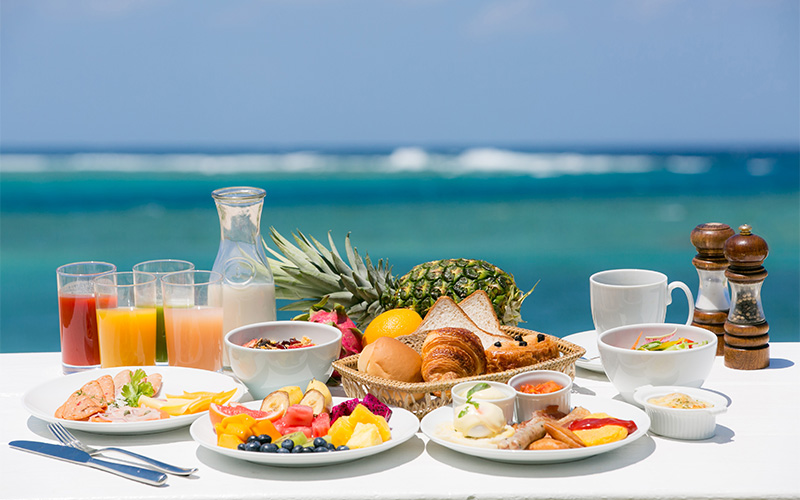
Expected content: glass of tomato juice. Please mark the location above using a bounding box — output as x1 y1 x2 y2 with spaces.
57 262 117 374
132 259 195 364
93 271 158 368
161 270 224 372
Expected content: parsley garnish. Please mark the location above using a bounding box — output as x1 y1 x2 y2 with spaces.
120 369 154 407
457 382 490 418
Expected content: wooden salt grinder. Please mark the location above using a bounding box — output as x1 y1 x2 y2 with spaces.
723 224 770 370
690 223 735 356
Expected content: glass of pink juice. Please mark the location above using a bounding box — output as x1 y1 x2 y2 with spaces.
94 271 158 368
162 270 224 372
56 261 116 374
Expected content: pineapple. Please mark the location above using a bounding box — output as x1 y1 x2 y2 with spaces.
265 228 533 327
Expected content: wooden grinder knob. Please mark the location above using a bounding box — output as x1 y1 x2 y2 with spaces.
723 224 770 370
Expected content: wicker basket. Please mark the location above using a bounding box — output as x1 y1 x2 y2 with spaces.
333 326 585 419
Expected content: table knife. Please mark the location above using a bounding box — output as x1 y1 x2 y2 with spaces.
9 440 167 486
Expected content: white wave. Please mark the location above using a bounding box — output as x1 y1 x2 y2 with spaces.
0 149 667 177
665 155 712 175
746 158 774 177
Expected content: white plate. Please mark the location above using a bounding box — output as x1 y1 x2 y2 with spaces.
420 394 650 464
23 366 246 435
190 398 419 467
564 330 605 373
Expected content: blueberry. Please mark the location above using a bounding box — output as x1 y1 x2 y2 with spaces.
313 437 327 448
336 445 350 451
244 440 261 452
281 439 295 451
257 434 272 444
246 435 260 443
237 443 247 451
326 442 336 450
260 443 279 453
291 445 304 453
276 447 291 453
314 446 330 452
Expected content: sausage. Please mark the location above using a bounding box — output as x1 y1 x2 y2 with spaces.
497 419 546 450
544 421 585 448
557 406 591 426
528 437 570 450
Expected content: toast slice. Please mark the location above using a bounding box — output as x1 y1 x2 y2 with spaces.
457 290 505 337
414 296 510 349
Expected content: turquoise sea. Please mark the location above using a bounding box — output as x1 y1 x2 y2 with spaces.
1 148 798 353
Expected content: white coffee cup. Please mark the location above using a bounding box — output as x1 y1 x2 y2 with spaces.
590 269 694 334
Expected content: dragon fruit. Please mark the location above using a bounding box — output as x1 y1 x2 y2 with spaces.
330 394 392 424
293 297 363 379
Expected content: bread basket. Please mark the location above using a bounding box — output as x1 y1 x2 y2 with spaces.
334 326 585 419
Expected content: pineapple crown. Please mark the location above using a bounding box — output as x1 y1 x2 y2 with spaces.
264 227 393 326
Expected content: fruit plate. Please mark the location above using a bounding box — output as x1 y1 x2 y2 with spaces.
420 394 650 464
190 398 419 467
22 366 246 435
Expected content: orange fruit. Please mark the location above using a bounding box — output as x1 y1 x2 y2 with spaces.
362 308 423 345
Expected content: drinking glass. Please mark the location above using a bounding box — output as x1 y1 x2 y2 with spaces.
94 271 158 368
56 261 117 374
133 259 195 364
161 270 224 372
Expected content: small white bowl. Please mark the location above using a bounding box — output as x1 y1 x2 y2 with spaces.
225 321 342 399
507 370 572 422
633 385 728 440
452 381 516 424
598 323 717 403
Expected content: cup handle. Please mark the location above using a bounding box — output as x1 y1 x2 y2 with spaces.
668 281 695 325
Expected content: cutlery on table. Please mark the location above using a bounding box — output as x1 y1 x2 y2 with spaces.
48 422 197 476
9 440 167 486
579 354 600 361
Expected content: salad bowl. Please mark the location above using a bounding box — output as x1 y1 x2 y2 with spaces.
597 323 717 404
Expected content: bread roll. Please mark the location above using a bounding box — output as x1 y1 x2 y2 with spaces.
358 336 423 383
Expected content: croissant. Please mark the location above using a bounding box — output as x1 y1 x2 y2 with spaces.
421 327 487 382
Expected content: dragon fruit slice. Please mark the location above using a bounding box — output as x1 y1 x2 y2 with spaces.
361 393 392 421
294 297 363 380
330 398 361 423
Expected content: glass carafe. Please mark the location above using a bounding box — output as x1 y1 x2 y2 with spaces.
212 187 276 367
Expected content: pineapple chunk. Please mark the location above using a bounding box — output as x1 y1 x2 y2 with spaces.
328 414 356 448
346 423 383 449
348 404 391 442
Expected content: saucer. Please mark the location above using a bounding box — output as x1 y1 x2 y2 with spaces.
563 330 605 373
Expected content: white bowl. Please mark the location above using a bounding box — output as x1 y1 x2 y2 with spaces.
633 385 728 440
597 323 717 403
225 321 342 399
507 370 572 422
452 381 516 424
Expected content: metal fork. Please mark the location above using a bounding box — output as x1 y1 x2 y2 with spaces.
48 422 197 476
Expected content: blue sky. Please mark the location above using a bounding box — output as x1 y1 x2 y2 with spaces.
1 0 798 150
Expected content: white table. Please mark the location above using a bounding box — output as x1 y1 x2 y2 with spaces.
2 346 799 500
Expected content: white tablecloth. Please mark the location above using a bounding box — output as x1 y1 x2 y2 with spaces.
2 346 799 500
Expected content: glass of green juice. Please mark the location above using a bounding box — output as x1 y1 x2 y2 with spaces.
133 259 195 364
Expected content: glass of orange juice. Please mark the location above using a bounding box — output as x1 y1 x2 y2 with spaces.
93 271 158 368
161 270 224 372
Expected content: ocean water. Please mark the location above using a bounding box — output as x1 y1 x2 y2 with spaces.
1 148 798 353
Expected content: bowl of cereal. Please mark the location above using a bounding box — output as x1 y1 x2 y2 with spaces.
225 321 342 399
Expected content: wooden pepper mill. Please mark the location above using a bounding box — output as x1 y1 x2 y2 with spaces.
723 224 770 369
690 223 735 356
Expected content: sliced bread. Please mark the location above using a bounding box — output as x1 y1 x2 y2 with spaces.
457 290 505 337
414 296 510 349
